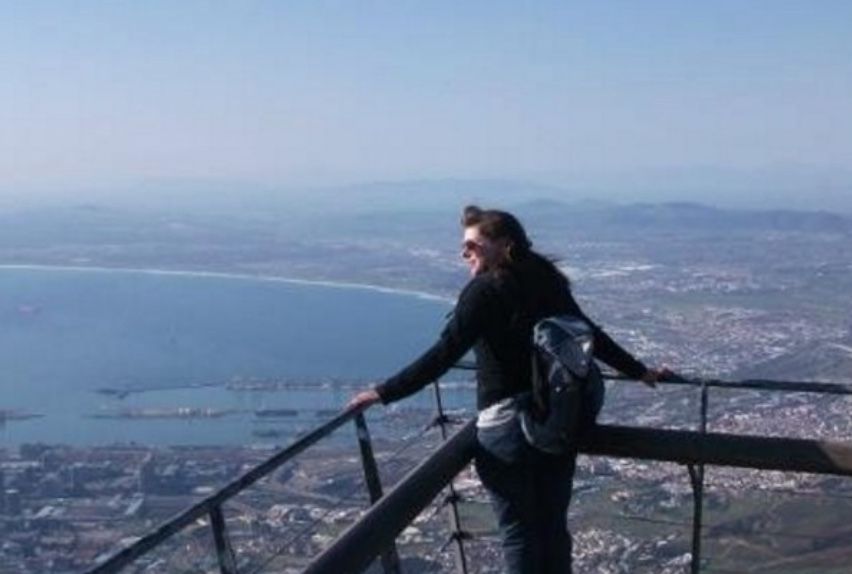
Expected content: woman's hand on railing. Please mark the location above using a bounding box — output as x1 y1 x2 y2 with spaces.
348 389 381 411
640 366 674 388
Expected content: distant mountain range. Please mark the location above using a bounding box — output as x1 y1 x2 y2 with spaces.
513 200 852 235
1 188 851 249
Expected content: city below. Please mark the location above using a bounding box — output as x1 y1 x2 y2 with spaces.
2 200 852 573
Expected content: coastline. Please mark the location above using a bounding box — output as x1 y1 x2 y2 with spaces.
0 263 455 305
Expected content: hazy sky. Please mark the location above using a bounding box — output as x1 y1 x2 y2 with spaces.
2 1 851 205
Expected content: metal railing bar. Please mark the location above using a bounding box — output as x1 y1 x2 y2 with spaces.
456 360 852 395
354 412 402 574
581 425 852 476
84 363 852 574
604 372 852 395
210 506 238 574
431 381 470 574
302 419 478 574
87 406 364 574
245 418 434 574
354 413 385 504
304 423 852 574
688 380 709 574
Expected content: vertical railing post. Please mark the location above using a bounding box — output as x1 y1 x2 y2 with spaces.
354 411 402 574
209 505 238 574
432 381 470 574
687 380 709 574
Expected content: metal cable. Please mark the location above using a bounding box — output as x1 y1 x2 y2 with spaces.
701 477 852 500
375 419 440 466
245 422 442 574
244 474 378 574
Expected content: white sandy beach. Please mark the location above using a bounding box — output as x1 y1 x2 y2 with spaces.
0 264 455 305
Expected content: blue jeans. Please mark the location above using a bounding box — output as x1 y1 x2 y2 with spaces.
475 422 577 574
475 378 602 574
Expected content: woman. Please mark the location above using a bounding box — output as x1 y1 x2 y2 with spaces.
350 205 668 574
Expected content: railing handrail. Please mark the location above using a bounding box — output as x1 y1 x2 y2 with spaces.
303 419 477 574
455 359 852 395
583 424 852 476
607 372 852 396
303 421 852 574
85 367 852 574
86 405 366 574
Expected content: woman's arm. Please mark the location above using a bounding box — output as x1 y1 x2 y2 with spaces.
564 292 651 381
371 278 497 404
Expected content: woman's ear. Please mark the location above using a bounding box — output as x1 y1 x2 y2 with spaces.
503 240 515 263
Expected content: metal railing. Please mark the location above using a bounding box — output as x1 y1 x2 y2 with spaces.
303 421 852 574
607 372 852 573
86 373 852 574
301 374 852 574
85 405 398 574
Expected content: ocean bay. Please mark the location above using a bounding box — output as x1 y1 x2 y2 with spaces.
0 266 470 446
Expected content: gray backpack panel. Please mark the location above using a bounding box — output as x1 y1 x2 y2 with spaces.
520 315 604 455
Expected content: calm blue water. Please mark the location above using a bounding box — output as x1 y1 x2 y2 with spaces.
0 267 472 446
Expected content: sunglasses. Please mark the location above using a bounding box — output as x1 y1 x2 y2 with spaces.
461 239 485 254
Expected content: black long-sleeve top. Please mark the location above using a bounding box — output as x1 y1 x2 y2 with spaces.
375 263 648 410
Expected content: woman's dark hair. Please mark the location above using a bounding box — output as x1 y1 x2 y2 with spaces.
461 205 570 291
462 205 532 263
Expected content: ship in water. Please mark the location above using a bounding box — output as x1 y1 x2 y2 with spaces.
86 407 235 419
251 428 288 439
0 409 44 423
254 408 299 418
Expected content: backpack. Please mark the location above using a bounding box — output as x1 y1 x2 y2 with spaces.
519 314 604 455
